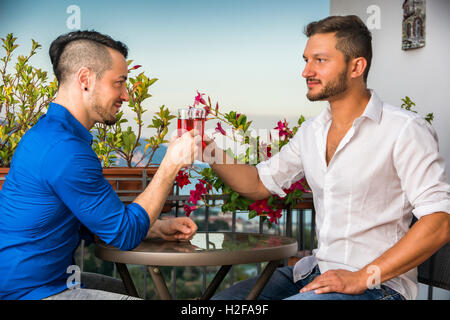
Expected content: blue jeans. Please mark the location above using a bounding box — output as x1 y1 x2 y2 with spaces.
42 272 141 300
212 266 405 300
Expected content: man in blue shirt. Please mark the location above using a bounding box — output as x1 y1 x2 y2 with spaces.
0 31 199 300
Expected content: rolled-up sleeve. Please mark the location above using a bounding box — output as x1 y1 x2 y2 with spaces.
393 117 450 219
42 139 150 250
256 131 305 198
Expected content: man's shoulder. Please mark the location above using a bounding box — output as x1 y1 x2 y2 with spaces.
29 116 91 152
381 102 421 121
379 101 437 146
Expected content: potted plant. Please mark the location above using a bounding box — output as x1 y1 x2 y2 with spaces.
0 33 58 187
0 34 175 212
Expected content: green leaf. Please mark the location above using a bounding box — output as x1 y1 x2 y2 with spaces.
248 210 257 220
121 127 136 154
230 191 239 203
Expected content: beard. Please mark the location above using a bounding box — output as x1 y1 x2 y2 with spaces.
306 69 348 102
90 91 117 126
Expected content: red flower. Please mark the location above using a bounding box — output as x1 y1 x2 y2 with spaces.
189 189 202 205
184 204 196 217
188 181 209 205
175 170 190 189
194 91 207 106
284 178 310 194
274 119 292 138
268 209 282 224
130 65 142 70
198 179 212 191
259 142 272 160
249 199 271 215
215 122 226 135
195 181 208 195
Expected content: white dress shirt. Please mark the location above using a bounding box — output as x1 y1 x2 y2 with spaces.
256 90 450 300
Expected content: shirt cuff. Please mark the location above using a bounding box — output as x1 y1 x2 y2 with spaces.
256 162 287 198
412 199 450 219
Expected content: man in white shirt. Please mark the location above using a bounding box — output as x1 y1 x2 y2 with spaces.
209 15 449 300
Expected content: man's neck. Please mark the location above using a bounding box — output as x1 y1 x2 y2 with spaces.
53 90 95 130
328 87 371 130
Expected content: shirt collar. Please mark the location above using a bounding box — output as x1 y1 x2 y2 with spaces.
46 102 93 145
313 89 383 128
360 89 382 124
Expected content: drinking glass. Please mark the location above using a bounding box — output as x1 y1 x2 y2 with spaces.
177 108 193 137
189 108 206 150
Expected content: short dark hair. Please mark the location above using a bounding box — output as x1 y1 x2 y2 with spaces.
49 30 128 85
305 15 372 83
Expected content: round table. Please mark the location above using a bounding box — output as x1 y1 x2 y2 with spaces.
95 232 298 300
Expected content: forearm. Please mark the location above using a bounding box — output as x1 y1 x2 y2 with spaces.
358 212 450 286
211 162 271 201
133 158 181 228
145 219 162 239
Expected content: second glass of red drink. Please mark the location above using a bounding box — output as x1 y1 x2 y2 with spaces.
189 107 206 150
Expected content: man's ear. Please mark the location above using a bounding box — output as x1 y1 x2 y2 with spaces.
77 67 93 92
349 57 367 80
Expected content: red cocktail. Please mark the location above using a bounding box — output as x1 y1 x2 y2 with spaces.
190 108 206 149
177 108 193 137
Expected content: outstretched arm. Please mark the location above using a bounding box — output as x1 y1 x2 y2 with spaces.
134 131 201 228
204 137 271 201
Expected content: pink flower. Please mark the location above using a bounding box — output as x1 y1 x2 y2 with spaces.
268 209 282 224
204 105 211 116
274 119 292 138
175 170 190 189
215 122 226 135
184 204 196 217
194 91 207 106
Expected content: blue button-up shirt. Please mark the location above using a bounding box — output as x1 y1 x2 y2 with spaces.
0 102 150 299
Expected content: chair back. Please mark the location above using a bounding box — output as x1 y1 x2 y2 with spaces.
417 243 450 291
410 216 450 292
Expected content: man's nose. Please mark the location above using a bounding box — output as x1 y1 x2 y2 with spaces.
121 87 129 102
302 62 314 79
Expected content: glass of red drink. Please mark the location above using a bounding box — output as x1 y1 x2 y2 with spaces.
189 108 206 150
177 108 193 137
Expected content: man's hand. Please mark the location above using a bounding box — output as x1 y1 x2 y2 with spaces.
149 217 198 241
164 130 202 169
299 269 368 295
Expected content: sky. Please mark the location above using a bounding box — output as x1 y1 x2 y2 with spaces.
0 0 330 136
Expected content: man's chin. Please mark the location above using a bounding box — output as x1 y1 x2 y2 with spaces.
307 92 326 102
104 119 117 126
